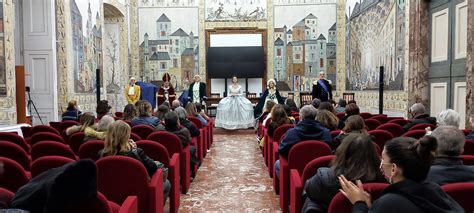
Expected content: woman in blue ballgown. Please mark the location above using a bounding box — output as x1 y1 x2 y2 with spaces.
215 76 254 130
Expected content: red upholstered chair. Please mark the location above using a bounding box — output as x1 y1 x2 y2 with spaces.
147 131 191 194
115 112 124 118
359 112 372 119
187 116 206 161
49 121 61 132
21 126 32 138
408 123 436 131
58 120 79 133
136 140 180 213
330 130 342 139
402 129 427 139
0 132 30 153
97 156 165 213
0 157 31 192
388 118 409 126
67 192 115 213
376 123 404 137
269 124 295 179
130 133 142 142
462 140 474 155
78 140 105 161
461 155 474 165
117 196 139 213
290 155 335 213
31 141 77 161
30 132 66 146
30 125 61 136
30 156 75 178
369 130 394 151
442 182 474 213
131 125 155 141
336 112 345 120
328 183 389 213
364 119 381 131
371 115 389 124
68 132 86 155
278 140 332 213
463 129 472 136
0 142 31 171
0 187 14 208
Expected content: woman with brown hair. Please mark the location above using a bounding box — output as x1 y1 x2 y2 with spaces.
333 115 367 149
185 102 207 126
267 104 292 138
131 100 160 127
122 104 138 121
302 133 383 212
315 109 339 131
337 103 360 129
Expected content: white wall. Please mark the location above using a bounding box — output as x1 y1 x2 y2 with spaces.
210 34 262 47
210 78 263 97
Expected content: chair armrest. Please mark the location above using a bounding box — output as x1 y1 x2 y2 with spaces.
148 168 164 213
119 196 138 213
290 169 303 213
169 153 180 194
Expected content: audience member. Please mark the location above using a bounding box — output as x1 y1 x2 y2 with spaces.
99 120 170 201
311 98 321 109
302 134 383 212
334 115 367 150
335 99 347 114
348 100 357 105
267 105 292 139
282 105 296 124
337 103 360 129
316 109 339 131
329 99 337 109
131 100 160 127
258 100 276 123
62 100 82 121
467 116 474 140
426 126 474 185
339 136 462 212
403 103 436 131
275 105 331 178
285 98 299 113
171 100 181 111
319 102 336 114
122 104 138 121
65 113 105 141
437 109 460 128
174 106 200 137
195 102 210 121
96 100 112 119
185 103 207 126
84 115 113 141
156 104 170 121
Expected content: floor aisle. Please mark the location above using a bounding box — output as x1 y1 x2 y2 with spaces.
179 129 281 212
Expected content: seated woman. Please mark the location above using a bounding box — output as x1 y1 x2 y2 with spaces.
62 100 82 121
285 98 299 113
335 99 347 114
283 105 296 124
65 112 105 140
131 100 160 128
337 103 360 130
121 104 138 122
174 106 200 138
84 115 114 141
259 104 292 147
156 104 170 121
302 133 383 213
339 136 462 212
185 103 207 126
96 100 112 120
195 102 211 122
333 115 366 150
315 109 339 131
98 120 170 202
215 76 254 130
259 100 276 124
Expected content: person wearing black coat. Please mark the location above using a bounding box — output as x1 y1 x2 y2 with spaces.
174 106 200 138
312 72 333 102
254 79 284 118
188 75 207 104
402 103 436 131
62 100 82 121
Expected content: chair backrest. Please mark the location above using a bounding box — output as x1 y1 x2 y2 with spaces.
376 123 404 137
442 182 474 213
299 92 312 106
30 156 75 178
387 118 409 126
49 122 61 132
359 112 372 119
247 92 257 98
408 123 436 131
371 115 389 124
369 130 394 150
461 155 474 165
463 129 472 136
0 157 30 192
264 118 273 128
130 133 142 142
30 125 61 136
0 187 14 208
147 132 182 155
58 120 79 133
68 192 113 213
78 140 105 161
0 142 31 170
273 124 295 142
131 125 155 140
401 129 427 139
336 112 345 120
31 141 77 161
21 126 32 138
0 132 29 153
364 119 381 131
187 116 203 129
30 132 66 146
330 130 342 139
210 93 220 98
301 155 335 183
68 132 86 154
462 140 474 155
328 183 389 213
115 112 124 118
288 140 332 174
96 156 150 213
136 140 170 166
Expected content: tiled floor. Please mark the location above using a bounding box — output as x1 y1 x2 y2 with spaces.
179 129 281 212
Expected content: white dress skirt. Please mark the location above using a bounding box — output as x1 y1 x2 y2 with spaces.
215 85 255 130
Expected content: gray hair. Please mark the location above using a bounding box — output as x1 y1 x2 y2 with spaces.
300 105 317 120
409 103 426 117
174 106 187 120
437 109 460 128
97 115 114 132
431 126 465 156
171 100 181 110
311 98 321 109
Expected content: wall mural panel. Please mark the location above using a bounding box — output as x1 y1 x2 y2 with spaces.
273 3 337 92
139 0 198 7
70 0 103 93
205 0 266 22
138 7 199 91
345 0 406 91
104 23 121 94
0 1 6 96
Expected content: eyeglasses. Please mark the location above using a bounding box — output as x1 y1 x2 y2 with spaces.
380 159 393 167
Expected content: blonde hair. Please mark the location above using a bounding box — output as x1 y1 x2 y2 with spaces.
79 112 96 132
101 120 132 157
185 102 199 116
267 79 276 89
97 115 114 132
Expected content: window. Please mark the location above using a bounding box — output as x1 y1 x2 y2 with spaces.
152 47 156 51
175 48 179 54
320 43 323 49
311 53 314 58
173 59 178 68
161 62 166 69
320 58 324 67
329 61 334 66
312 21 315 24
277 49 281 56
295 54 301 59
170 40 172 45
160 24 163 29
161 31 166 36
175 39 179 45
165 24 167 29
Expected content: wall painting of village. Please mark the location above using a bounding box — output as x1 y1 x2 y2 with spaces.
345 0 406 91
274 2 337 92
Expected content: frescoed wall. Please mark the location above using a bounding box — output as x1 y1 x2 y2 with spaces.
205 0 266 22
0 0 16 124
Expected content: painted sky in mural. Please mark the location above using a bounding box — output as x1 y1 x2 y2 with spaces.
138 8 199 91
205 0 266 21
274 4 337 92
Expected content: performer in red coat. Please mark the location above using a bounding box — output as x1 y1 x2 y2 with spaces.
157 73 176 106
